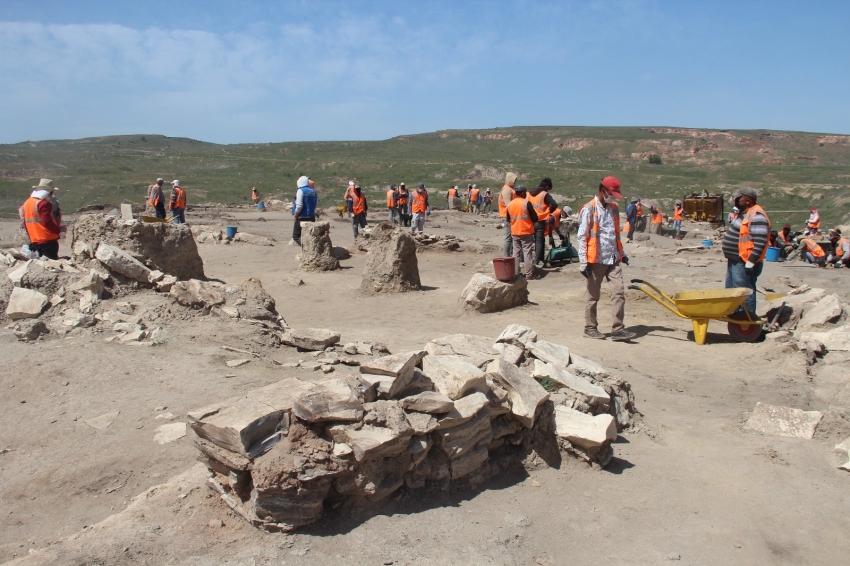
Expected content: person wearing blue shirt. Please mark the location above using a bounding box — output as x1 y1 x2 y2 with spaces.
292 175 318 246
625 197 638 243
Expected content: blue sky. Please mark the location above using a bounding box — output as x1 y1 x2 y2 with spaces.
1 0 848 144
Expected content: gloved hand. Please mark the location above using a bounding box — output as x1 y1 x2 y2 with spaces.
745 261 755 276
622 256 630 266
579 264 589 278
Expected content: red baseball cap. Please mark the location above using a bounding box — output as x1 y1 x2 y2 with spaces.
600 176 624 199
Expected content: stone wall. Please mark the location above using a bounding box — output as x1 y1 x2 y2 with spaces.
188 324 637 531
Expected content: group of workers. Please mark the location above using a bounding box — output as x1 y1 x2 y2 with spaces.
623 198 685 241
446 184 493 214
146 178 187 223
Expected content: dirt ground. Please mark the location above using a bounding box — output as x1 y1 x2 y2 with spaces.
1 207 848 565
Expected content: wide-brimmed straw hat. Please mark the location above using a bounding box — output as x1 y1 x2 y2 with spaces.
33 178 57 190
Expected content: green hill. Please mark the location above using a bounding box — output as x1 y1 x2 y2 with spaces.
1 127 848 229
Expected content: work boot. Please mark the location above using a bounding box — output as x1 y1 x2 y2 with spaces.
584 328 605 339
611 330 637 342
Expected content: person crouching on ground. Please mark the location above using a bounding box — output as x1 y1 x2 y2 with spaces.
292 175 317 246
722 186 770 318
827 229 850 268
506 185 537 279
577 176 635 341
798 235 826 266
351 184 368 238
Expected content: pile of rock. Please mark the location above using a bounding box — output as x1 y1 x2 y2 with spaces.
411 232 462 251
766 289 849 354
189 225 275 246
188 324 637 531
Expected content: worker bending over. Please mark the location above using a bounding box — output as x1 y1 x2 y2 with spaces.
827 229 850 268
798 236 826 266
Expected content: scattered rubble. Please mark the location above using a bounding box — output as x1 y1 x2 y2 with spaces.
189 325 638 532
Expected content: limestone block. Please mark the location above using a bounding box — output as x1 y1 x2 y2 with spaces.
493 342 524 365
280 327 341 351
568 353 611 379
400 391 454 414
530 360 610 405
835 436 850 472
6 287 48 319
404 411 440 434
7 260 32 286
435 392 489 430
528 340 571 368
95 243 152 282
299 222 340 272
497 324 538 348
486 358 549 428
360 223 420 293
170 279 226 309
422 354 487 400
459 273 528 313
359 351 421 398
795 294 844 334
293 378 364 423
744 402 823 439
554 405 618 449
424 334 498 368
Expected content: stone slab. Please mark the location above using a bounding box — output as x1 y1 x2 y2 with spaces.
280 328 341 351
530 360 610 405
6 287 49 319
744 402 823 439
422 354 487 400
486 358 549 428
400 391 454 414
95 243 152 282
528 340 571 368
554 406 617 449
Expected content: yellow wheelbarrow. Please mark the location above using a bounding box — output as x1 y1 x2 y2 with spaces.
628 279 772 345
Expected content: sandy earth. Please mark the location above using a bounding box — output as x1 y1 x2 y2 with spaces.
0 207 848 565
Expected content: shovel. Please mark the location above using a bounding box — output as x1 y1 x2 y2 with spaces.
757 288 787 302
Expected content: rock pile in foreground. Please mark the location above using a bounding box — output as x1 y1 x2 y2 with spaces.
188 324 637 531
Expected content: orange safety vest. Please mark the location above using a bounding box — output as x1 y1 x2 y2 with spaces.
470 188 480 202
411 190 428 214
527 191 550 223
636 203 644 217
651 210 663 224
23 197 59 244
172 186 186 209
738 204 771 263
386 189 395 207
148 185 162 207
397 190 408 206
352 193 367 215
582 199 623 263
498 185 516 217
447 188 458 199
507 198 534 236
808 215 820 229
673 207 683 221
800 238 825 258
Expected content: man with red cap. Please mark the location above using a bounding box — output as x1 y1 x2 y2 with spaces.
577 176 635 341
806 207 820 236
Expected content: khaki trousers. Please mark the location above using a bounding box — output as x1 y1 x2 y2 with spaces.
512 234 535 278
585 263 625 333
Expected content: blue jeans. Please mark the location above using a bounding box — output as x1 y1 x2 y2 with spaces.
725 257 762 315
672 220 682 233
171 208 185 224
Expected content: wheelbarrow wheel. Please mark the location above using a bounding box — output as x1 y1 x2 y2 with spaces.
727 321 763 343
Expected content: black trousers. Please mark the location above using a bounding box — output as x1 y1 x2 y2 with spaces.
627 219 636 241
292 216 315 245
534 221 547 265
30 240 59 260
154 202 166 218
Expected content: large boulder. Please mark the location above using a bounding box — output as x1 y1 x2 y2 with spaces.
95 243 152 282
72 213 204 280
360 223 421 294
459 274 528 313
299 222 340 272
795 294 845 335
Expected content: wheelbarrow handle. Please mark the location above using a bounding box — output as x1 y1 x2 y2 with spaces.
630 278 645 284
628 285 642 291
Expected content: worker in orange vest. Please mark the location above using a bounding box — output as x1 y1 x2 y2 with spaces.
148 178 167 219
827 229 850 268
22 178 62 259
344 181 355 217
410 183 429 233
481 189 493 214
251 187 260 204
351 184 368 238
635 199 646 232
798 236 826 266
672 201 684 236
169 180 187 224
577 176 634 341
722 187 770 317
806 207 820 236
469 184 481 214
498 172 518 256
649 205 664 235
527 177 559 266
396 183 410 226
447 185 460 210
386 184 398 224
506 186 537 279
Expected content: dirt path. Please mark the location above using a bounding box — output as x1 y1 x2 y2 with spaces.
1 209 848 564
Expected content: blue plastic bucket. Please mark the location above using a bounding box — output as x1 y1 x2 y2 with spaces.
765 246 781 262
226 226 238 239
701 239 713 247
257 201 265 210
